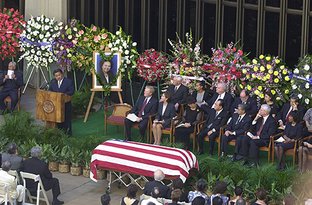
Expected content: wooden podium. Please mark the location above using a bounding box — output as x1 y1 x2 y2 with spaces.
36 89 71 127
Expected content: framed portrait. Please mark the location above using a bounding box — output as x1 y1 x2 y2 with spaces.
92 52 122 91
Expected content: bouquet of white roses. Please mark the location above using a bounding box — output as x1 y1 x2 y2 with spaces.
19 15 63 68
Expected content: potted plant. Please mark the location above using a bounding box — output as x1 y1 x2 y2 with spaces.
82 151 92 178
69 147 83 176
18 139 38 160
41 144 60 171
58 145 70 173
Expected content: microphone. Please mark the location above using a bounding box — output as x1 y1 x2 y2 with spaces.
40 82 49 90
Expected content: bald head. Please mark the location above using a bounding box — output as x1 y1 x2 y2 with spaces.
154 169 165 181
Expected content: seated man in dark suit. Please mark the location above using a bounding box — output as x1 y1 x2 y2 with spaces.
143 169 170 199
21 146 64 205
197 99 229 155
220 104 251 157
49 69 75 135
124 85 158 141
277 93 305 130
1 143 23 170
231 90 258 118
201 82 233 115
166 76 189 110
0 61 23 113
235 104 277 167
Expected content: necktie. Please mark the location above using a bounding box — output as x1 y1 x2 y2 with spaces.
138 98 148 117
235 116 241 125
58 80 61 88
256 118 264 137
174 86 178 92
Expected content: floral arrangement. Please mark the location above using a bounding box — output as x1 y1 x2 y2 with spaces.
107 27 139 79
68 24 110 73
241 54 291 102
0 8 25 60
19 15 62 68
53 19 81 71
203 42 247 87
136 48 169 82
168 32 208 78
290 55 312 106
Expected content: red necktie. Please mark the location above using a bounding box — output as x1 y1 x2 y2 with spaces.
256 118 264 137
138 98 148 117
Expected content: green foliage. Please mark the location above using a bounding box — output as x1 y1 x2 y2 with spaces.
69 146 83 166
82 150 92 168
0 137 9 152
18 139 38 158
71 89 92 116
41 144 60 162
59 145 71 164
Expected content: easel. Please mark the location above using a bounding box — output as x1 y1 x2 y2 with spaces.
83 88 123 122
23 66 49 93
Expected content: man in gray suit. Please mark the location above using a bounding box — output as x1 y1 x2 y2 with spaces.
1 143 23 170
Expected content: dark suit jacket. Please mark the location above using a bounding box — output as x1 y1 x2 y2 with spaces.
192 90 211 103
207 92 233 112
143 180 170 199
99 71 114 84
21 157 54 193
49 77 75 96
231 96 258 117
156 102 176 128
277 102 305 124
204 109 229 132
0 70 23 91
226 113 252 136
131 96 158 120
167 84 189 105
1 153 23 170
250 115 277 142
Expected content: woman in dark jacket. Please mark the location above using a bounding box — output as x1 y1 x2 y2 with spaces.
120 184 139 205
174 96 202 150
275 111 303 170
152 91 176 145
192 81 211 107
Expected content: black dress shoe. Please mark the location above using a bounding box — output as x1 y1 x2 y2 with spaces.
236 155 244 161
52 199 64 205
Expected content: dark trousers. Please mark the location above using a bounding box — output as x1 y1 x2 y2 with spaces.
238 136 268 163
57 102 72 136
0 89 18 111
174 126 194 149
43 178 61 200
124 118 148 140
221 135 236 154
197 128 219 154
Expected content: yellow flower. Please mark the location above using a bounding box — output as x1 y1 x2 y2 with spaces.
242 69 247 74
273 71 279 76
285 89 289 94
258 86 263 91
247 85 252 90
254 90 260 95
246 74 250 79
280 65 285 69
276 97 281 101
274 78 279 83
239 84 243 89
266 56 271 61
285 76 290 81
266 74 271 79
257 76 262 80
252 74 256 78
253 66 259 72
271 90 276 95
260 66 265 72
252 59 258 64
262 77 267 81
282 70 288 75
259 55 264 59
266 64 272 69
260 93 264 99
275 59 280 64
268 70 273 74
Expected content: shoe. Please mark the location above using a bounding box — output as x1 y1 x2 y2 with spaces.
231 156 237 162
236 155 244 161
242 160 249 166
52 199 64 205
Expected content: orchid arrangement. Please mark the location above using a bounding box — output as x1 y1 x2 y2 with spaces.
168 32 208 78
290 55 312 107
53 19 82 71
203 42 247 88
241 55 291 102
136 48 169 82
0 8 25 60
19 15 62 68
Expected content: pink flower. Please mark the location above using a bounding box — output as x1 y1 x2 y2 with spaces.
72 40 78 45
92 26 97 31
78 30 84 35
94 35 100 42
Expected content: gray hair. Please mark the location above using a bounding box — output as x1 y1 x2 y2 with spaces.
236 198 246 205
217 82 227 90
9 61 16 67
146 85 155 94
261 104 271 114
154 169 165 181
174 76 183 82
2 161 12 172
237 104 247 112
30 146 42 158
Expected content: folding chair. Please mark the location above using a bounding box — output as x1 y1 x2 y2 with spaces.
0 182 14 205
20 171 50 205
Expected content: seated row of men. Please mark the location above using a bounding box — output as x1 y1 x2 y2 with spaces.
0 144 64 205
124 76 312 168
